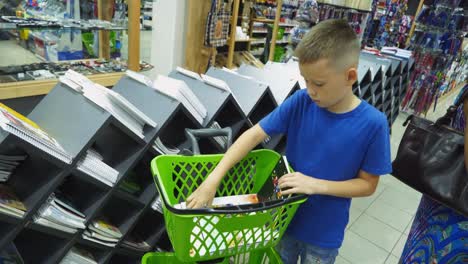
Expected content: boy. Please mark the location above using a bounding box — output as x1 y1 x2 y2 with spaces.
187 19 392 264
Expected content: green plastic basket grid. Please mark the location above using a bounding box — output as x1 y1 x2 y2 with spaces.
141 247 282 264
150 149 307 263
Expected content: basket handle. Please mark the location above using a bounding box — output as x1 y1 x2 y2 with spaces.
185 127 233 155
216 212 270 232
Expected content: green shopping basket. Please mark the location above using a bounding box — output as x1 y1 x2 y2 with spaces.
142 247 282 264
150 128 307 262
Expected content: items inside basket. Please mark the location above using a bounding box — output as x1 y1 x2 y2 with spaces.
173 155 297 212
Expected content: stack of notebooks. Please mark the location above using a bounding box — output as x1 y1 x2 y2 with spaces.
151 196 163 214
60 70 157 139
0 184 27 218
77 149 119 187
60 247 97 264
83 219 123 247
122 234 152 252
0 154 27 183
152 137 180 155
34 193 86 233
210 121 229 149
0 103 72 164
126 70 207 125
263 61 306 89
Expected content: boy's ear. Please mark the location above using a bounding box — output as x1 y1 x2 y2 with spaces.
345 67 358 86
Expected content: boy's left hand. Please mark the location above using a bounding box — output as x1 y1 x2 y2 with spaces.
278 172 325 195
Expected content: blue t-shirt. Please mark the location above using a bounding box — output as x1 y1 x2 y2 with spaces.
259 89 392 249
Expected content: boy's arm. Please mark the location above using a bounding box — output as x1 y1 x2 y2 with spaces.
279 170 379 198
186 124 268 209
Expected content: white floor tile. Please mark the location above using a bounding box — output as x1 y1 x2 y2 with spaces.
403 216 414 235
335 255 352 264
340 230 389 264
351 191 381 211
366 198 413 232
347 205 364 230
376 187 421 215
379 175 421 197
385 254 400 264
350 213 402 252
391 233 409 258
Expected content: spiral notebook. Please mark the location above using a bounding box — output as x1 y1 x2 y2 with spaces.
0 104 72 164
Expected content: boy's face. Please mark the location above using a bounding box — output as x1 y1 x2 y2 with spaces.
299 59 356 111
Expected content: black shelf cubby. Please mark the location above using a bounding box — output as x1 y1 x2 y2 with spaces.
205 67 278 125
383 100 392 114
0 137 66 220
353 82 359 94
362 83 373 100
0 242 25 264
168 70 247 153
112 75 217 154
13 227 69 264
124 208 165 249
107 252 140 264
116 150 157 206
168 70 246 128
56 174 110 223
153 228 173 252
66 243 109 264
374 91 383 106
0 223 21 249
89 122 147 179
91 193 145 238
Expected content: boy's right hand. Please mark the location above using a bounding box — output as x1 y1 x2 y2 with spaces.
186 178 218 209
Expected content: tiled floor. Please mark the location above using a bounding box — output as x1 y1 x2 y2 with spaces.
338 91 459 264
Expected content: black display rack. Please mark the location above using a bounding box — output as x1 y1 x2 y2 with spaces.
0 66 291 263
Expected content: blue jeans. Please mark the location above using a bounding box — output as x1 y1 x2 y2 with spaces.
276 234 339 264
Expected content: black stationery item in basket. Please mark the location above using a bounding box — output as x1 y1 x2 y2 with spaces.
392 89 468 217
258 156 292 202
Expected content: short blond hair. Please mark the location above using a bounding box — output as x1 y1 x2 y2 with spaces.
295 19 360 70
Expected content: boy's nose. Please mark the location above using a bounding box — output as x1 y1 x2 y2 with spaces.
308 88 317 96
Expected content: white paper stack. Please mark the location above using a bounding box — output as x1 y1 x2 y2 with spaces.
151 196 163 213
266 60 306 89
201 73 241 105
60 247 98 264
238 64 298 104
210 121 228 149
0 155 27 182
77 149 118 187
152 137 180 155
82 219 123 247
153 74 207 125
126 70 208 125
60 70 157 139
34 194 86 234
